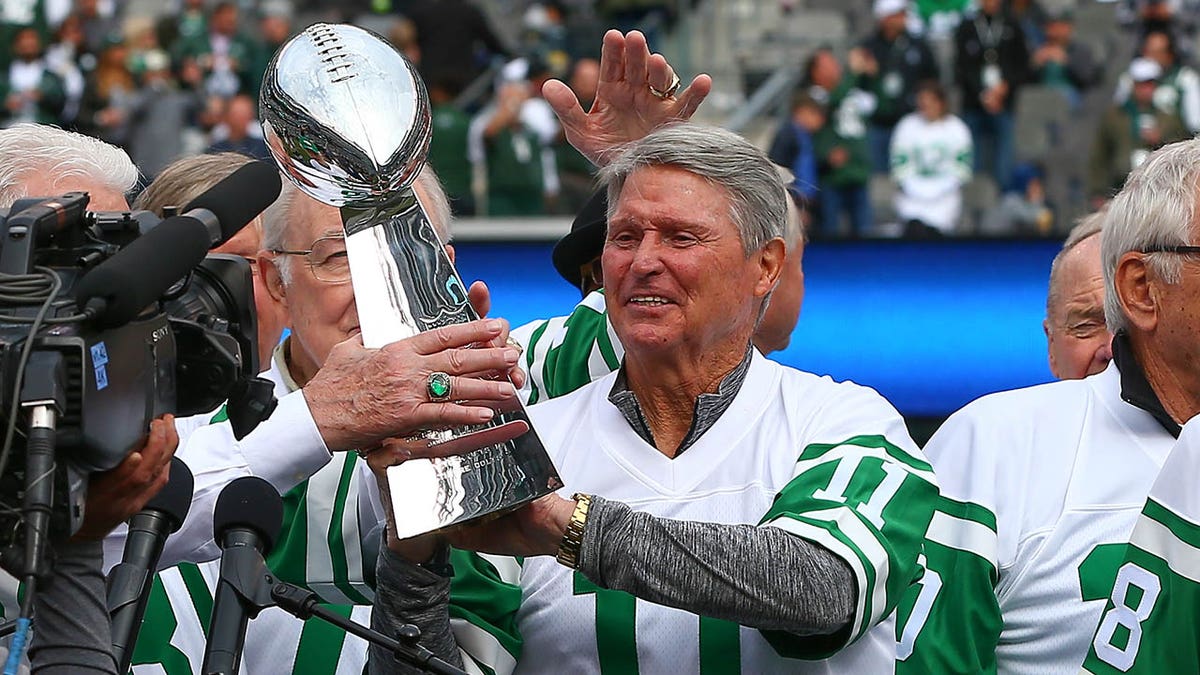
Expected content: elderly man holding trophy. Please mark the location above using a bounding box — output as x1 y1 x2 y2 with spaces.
252 22 941 675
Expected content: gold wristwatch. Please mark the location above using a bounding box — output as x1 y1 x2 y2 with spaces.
555 493 592 569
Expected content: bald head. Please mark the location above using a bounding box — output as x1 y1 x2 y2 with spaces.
1044 228 1113 380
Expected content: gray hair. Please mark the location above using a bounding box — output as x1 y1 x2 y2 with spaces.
133 152 254 216
1046 210 1104 319
0 123 138 208
262 163 452 285
1101 139 1200 332
598 123 788 256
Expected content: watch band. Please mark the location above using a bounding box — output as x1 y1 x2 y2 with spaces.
555 493 593 569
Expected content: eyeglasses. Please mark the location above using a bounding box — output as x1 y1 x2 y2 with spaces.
1142 245 1200 256
270 235 350 283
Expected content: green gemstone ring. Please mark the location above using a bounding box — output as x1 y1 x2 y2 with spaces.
427 371 452 402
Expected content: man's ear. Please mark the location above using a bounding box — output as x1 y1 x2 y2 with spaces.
755 238 786 298
258 252 288 306
1114 252 1158 333
445 244 456 264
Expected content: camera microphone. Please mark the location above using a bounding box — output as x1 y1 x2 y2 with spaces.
202 477 283 675
74 161 283 329
108 457 194 672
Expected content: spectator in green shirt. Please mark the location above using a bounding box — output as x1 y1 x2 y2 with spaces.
806 48 874 237
427 72 476 216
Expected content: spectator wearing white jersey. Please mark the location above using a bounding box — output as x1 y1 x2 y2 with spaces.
1043 211 1113 380
896 138 1200 673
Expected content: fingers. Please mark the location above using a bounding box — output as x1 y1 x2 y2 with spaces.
598 29 625 85
405 319 506 355
623 30 650 88
674 74 712 120
429 345 519 378
647 52 676 94
468 280 491 319
436 375 517 404
544 78 587 128
420 401 502 426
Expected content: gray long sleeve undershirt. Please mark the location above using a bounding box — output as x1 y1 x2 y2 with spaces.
370 497 856 673
369 542 464 675
27 539 118 674
579 496 856 636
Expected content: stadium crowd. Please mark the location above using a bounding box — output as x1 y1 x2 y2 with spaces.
5 0 1200 237
6 2 1200 675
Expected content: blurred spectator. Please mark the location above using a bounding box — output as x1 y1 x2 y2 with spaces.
469 73 554 216
79 37 136 144
206 93 270 160
248 6 292 96
768 93 822 205
1030 9 1101 110
856 0 939 173
1 27 66 127
982 162 1054 235
806 48 874 236
915 0 970 39
955 0 1029 189
427 71 475 215
1113 30 1200 133
523 1 571 78
387 15 421 64
0 0 51 70
405 0 513 84
44 14 87 123
1009 0 1047 49
890 81 972 236
75 0 118 56
176 1 259 100
1126 0 1185 37
127 49 199 179
1088 58 1187 204
554 56 600 214
163 0 209 60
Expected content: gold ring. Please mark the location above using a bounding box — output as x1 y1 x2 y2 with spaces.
506 337 524 356
648 73 681 100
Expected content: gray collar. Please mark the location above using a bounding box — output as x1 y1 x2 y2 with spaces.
607 347 754 456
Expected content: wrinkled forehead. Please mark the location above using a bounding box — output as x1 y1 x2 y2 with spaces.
291 194 344 245
18 173 129 211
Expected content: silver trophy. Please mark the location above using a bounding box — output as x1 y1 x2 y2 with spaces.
260 23 561 538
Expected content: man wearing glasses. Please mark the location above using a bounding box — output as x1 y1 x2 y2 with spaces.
896 139 1200 673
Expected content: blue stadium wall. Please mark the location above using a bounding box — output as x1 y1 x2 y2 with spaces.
454 238 1063 418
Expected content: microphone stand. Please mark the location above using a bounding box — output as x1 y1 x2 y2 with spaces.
212 545 465 675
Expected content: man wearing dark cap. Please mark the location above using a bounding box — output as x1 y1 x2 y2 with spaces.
514 184 806 404
1030 8 1101 109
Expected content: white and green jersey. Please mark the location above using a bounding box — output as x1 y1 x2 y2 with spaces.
510 290 622 406
130 344 382 674
1080 415 1200 674
895 362 1176 675
449 352 939 674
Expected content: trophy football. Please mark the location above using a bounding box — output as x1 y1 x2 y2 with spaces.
259 23 561 538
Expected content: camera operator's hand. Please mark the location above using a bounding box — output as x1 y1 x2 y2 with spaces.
303 320 522 451
543 29 712 167
73 415 178 541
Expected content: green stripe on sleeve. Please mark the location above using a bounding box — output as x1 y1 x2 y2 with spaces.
1143 499 1200 551
327 455 371 605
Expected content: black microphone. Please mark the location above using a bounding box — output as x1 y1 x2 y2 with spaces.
74 161 283 329
202 477 283 675
108 457 194 672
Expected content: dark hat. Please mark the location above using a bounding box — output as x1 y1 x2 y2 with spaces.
552 189 607 292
